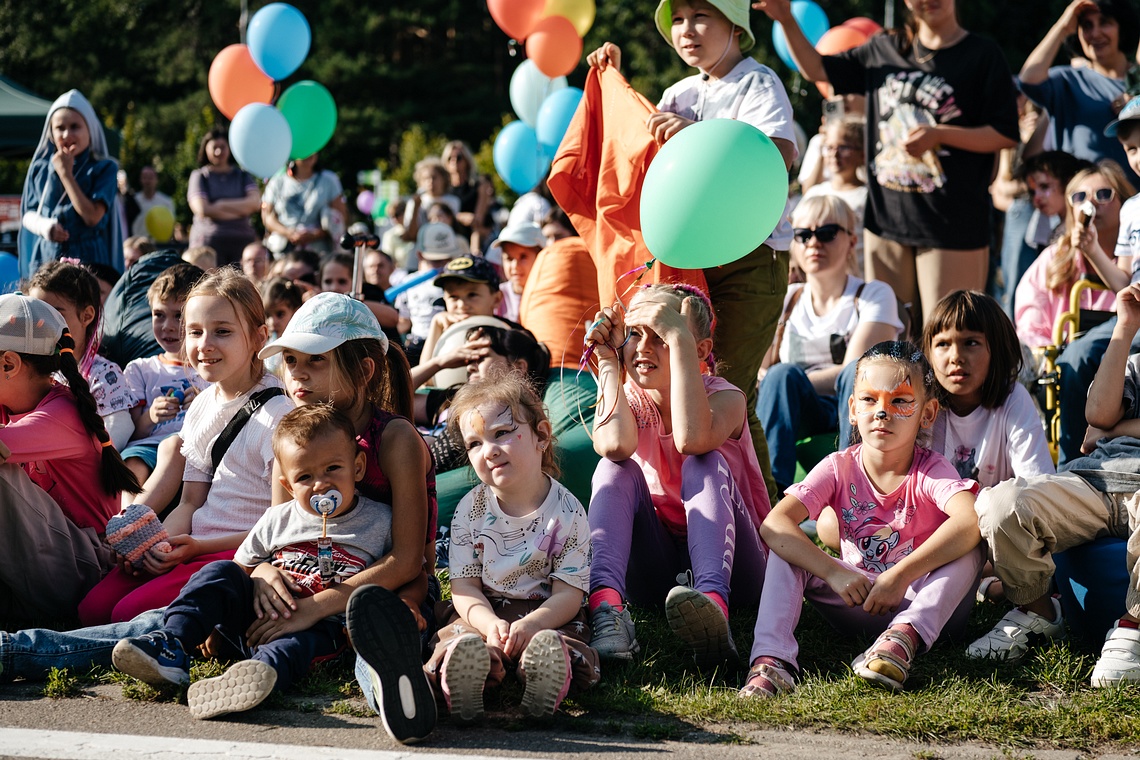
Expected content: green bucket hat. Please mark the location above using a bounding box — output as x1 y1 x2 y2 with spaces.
654 0 756 54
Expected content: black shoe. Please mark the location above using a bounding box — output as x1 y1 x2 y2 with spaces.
346 584 436 744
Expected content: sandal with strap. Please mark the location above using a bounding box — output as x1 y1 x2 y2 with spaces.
738 656 796 699
852 626 917 691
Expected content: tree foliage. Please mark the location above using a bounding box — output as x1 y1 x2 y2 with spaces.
0 0 1089 224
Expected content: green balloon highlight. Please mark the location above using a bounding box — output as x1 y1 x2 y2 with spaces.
639 119 789 269
277 81 337 160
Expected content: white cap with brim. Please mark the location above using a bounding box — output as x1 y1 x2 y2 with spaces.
654 0 755 54
416 222 465 261
491 222 546 250
1105 96 1140 137
259 292 388 360
0 294 67 356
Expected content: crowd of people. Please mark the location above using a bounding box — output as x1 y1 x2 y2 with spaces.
8 0 1140 745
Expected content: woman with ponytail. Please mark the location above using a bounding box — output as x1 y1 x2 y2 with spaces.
0 294 140 628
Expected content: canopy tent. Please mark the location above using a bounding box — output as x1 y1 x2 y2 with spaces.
0 75 120 158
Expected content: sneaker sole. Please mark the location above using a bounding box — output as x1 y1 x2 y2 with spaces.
443 634 488 724
111 639 189 686
665 587 736 668
851 653 903 692
188 659 277 720
346 585 437 744
520 630 570 718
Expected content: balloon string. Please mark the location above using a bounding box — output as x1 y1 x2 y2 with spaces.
616 258 656 303
270 81 282 106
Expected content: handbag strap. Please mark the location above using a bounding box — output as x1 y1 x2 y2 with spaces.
770 286 805 363
210 387 285 472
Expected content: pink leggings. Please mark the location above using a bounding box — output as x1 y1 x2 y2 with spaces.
77 550 235 626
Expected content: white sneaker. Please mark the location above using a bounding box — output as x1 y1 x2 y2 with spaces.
1091 623 1140 687
964 597 1065 661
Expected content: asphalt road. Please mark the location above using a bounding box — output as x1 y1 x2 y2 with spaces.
0 680 1132 759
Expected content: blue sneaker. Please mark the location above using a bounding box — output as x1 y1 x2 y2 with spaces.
112 631 191 686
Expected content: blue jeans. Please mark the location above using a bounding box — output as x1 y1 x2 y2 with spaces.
836 361 857 451
1057 316 1140 464
998 196 1038 319
0 608 164 682
757 363 841 492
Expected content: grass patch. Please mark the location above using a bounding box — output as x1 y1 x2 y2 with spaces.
41 668 82 699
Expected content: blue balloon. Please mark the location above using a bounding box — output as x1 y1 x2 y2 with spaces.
0 253 18 294
247 3 311 81
493 121 550 194
536 87 583 155
771 0 831 71
230 103 292 179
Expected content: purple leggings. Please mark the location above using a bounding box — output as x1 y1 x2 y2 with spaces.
588 454 767 609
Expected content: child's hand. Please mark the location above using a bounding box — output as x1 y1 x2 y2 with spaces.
486 618 510 651
585 305 626 362
181 385 200 409
586 42 622 72
625 294 695 348
1082 424 1109 453
1116 282 1140 327
439 328 491 370
1070 214 1099 254
863 568 908 616
646 112 694 143
51 148 75 178
504 616 543 658
149 394 181 425
48 223 69 243
250 564 301 620
401 595 428 632
141 533 197 575
823 563 872 608
112 550 143 577
753 0 794 23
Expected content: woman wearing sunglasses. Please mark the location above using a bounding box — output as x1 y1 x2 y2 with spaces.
1014 160 1135 351
757 195 904 496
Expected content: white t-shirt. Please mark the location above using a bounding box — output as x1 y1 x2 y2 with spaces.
132 191 174 238
449 477 591 601
123 355 205 448
1115 194 1140 274
931 383 1055 488
497 282 522 323
181 375 294 538
85 354 135 419
395 279 445 340
778 277 903 372
658 58 798 251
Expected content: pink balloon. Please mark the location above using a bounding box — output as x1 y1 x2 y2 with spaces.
526 16 582 79
356 190 375 216
487 0 545 40
843 17 883 37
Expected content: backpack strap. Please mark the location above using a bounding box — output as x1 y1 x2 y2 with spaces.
210 386 286 472
766 286 805 367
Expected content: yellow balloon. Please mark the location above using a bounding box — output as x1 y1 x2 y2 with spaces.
145 206 174 243
542 0 594 37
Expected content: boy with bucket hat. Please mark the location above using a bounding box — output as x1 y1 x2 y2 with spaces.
583 0 797 661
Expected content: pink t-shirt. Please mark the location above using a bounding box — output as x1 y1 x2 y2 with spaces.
787 445 977 576
625 374 771 536
0 384 118 532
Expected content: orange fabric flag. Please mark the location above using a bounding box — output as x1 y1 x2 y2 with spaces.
547 66 708 309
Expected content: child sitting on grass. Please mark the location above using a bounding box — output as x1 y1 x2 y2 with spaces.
112 404 395 720
424 371 599 722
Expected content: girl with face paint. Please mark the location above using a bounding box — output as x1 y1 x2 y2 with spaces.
740 340 983 699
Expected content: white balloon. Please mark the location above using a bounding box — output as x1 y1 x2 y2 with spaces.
229 103 292 179
509 59 567 128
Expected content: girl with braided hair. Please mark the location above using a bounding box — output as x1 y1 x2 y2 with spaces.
583 282 771 666
0 293 140 627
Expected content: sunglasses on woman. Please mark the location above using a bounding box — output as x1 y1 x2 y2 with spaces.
792 224 849 244
1070 188 1115 206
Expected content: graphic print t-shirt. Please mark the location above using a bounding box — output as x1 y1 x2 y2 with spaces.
823 34 1019 249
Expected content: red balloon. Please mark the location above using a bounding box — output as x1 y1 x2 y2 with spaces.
526 16 583 78
843 17 883 37
487 0 545 40
208 44 275 120
814 27 867 97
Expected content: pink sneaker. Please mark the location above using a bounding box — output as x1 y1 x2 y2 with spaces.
441 633 488 723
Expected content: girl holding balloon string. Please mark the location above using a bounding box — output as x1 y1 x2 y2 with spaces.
755 0 1020 327
19 90 124 280
587 0 798 499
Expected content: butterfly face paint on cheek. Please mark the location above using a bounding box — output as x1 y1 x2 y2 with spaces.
854 373 919 421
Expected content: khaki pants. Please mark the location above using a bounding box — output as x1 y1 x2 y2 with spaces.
975 472 1140 617
704 244 789 502
864 229 988 334
0 463 112 627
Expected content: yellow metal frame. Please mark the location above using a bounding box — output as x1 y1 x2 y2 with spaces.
1039 277 1109 462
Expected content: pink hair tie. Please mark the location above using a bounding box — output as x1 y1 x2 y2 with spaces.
59 257 81 265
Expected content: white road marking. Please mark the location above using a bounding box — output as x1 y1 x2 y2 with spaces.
0 727 543 760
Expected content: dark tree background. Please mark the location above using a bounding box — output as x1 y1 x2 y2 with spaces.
0 0 1085 225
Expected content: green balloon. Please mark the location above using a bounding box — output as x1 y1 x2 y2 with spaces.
639 119 789 269
277 81 337 161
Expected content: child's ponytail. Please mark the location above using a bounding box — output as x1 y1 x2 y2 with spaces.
54 329 142 496
383 343 415 420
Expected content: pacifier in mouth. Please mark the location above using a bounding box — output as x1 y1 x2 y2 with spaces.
310 489 343 516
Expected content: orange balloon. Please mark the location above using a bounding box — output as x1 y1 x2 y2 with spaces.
487 0 545 40
816 26 868 56
208 44 275 120
843 17 883 38
526 16 582 78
